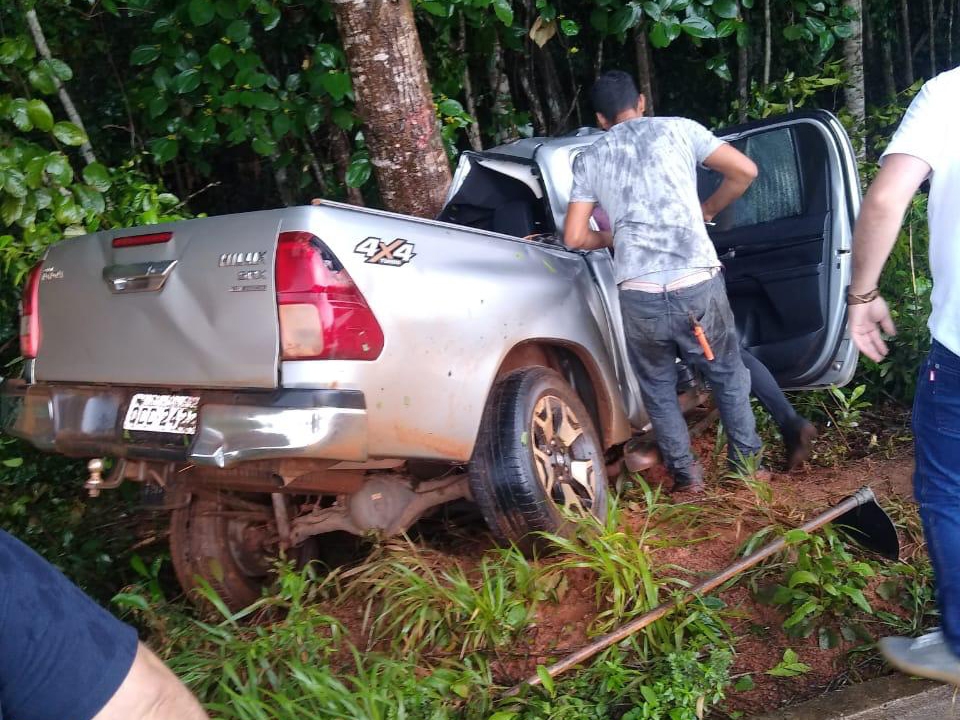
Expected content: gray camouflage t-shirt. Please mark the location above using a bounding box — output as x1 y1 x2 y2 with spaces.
570 116 724 284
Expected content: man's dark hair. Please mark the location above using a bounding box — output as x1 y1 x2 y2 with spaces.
591 70 640 121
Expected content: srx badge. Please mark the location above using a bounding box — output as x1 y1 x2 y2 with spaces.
354 237 416 267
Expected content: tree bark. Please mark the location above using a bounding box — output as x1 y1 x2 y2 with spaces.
880 35 897 99
488 32 516 143
763 0 772 88
842 0 866 157
928 0 938 74
330 0 451 217
329 127 365 207
518 57 547 136
634 23 656 116
949 0 955 68
24 8 96 165
459 12 483 151
900 0 915 85
737 11 750 123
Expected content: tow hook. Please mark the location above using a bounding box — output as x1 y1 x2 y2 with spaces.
85 458 105 497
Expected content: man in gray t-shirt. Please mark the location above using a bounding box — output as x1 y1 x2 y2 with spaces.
565 70 764 491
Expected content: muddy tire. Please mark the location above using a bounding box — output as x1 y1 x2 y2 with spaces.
170 492 274 611
469 367 608 553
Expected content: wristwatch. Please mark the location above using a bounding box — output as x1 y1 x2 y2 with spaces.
847 287 880 305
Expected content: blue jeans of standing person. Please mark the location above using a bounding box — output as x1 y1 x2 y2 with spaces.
913 339 960 656
620 274 762 473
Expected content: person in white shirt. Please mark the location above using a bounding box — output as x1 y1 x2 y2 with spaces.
848 66 960 685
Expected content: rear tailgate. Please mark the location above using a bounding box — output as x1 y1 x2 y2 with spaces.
35 210 285 389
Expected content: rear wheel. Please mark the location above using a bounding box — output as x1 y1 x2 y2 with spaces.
169 491 353 611
468 367 608 553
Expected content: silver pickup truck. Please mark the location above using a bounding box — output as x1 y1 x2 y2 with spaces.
1 110 859 608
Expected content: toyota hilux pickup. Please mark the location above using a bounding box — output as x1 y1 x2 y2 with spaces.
0 110 860 608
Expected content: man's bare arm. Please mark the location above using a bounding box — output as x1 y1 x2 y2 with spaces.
700 144 758 222
847 153 931 361
564 201 613 250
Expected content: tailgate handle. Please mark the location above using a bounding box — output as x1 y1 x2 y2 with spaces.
103 260 178 294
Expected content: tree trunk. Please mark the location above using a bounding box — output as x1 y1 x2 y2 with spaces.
634 23 656 116
900 0 915 85
949 0 955 68
880 35 897 99
488 32 516 143
536 47 567 132
329 127 365 207
763 0 772 88
518 57 547 136
928 0 938 74
24 8 96 164
842 0 866 156
737 11 750 123
329 0 451 217
459 12 483 152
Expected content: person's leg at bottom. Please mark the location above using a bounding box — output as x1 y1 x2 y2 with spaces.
672 277 761 471
620 289 702 488
880 344 960 684
740 347 818 470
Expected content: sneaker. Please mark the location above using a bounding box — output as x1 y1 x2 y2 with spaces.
670 462 705 495
879 630 960 685
784 420 818 471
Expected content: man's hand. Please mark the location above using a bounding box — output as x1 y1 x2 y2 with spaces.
848 296 897 363
564 201 612 250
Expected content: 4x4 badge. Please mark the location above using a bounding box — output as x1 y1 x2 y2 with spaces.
354 237 416 266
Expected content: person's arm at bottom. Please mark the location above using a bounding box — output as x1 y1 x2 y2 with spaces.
700 144 758 222
93 642 209 720
848 153 931 362
564 201 613 250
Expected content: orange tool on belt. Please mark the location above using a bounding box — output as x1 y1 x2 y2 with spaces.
689 312 715 361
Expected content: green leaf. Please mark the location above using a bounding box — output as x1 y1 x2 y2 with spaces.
841 587 873 614
783 529 810 544
833 23 853 39
251 136 277 156
536 665 555 697
173 68 202 94
320 71 351 101
420 1 448 16
712 0 739 19
331 106 354 130
734 675 755 692
44 153 74 184
1 457 23 468
716 19 739 38
493 0 514 25
26 99 54 132
609 4 640 34
345 157 371 188
131 44 161 66
250 92 280 111
784 599 819 628
1 195 24 226
112 592 150 611
4 169 27 198
560 18 580 35
74 186 105 214
189 0 216 26
209 43 234 70
818 626 840 650
150 137 180 163
0 38 25 65
52 122 88 147
28 65 58 95
53 196 82 225
43 58 72 81
642 2 662 21
8 99 32 132
438 98 464 116
260 4 281 31
681 15 716 38
226 19 250 42
305 104 324 132
818 30 835 55
82 163 112 192
487 713 518 720
787 570 820 588
148 95 169 119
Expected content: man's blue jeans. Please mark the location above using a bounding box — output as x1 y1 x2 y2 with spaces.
914 340 960 656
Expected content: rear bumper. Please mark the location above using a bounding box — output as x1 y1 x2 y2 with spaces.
0 380 368 468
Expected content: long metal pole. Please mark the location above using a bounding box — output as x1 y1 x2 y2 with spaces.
504 487 879 697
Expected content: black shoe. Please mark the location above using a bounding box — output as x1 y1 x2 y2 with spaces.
784 420 818 471
670 462 705 494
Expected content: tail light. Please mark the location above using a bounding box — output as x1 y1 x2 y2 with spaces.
20 262 43 359
275 231 384 361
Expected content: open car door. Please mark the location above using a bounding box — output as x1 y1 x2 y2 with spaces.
699 110 861 389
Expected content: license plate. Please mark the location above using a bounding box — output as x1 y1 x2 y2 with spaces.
123 393 200 435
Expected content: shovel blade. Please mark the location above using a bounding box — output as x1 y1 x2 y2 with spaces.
833 498 900 560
